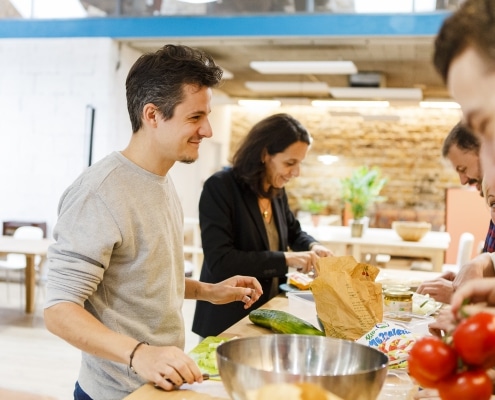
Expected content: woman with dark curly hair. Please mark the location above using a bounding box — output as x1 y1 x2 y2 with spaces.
192 113 333 337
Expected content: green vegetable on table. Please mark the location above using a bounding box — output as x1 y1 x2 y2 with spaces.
249 309 325 336
188 336 228 376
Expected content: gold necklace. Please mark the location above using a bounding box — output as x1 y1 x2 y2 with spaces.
259 198 271 220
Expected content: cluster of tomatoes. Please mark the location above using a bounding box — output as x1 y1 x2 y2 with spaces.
408 311 495 400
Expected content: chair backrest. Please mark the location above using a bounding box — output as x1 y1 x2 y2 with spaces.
13 226 44 240
456 232 475 267
7 226 45 266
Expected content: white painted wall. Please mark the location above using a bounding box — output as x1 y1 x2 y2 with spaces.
0 38 231 236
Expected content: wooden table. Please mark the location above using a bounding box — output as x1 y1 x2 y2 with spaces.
0 235 54 313
303 225 451 272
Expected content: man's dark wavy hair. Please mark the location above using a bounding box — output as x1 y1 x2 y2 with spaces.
126 44 223 133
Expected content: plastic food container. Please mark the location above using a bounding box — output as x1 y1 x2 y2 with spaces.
287 291 319 327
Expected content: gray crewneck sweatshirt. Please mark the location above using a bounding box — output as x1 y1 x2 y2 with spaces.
45 151 185 399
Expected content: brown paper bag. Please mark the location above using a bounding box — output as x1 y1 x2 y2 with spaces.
311 255 383 340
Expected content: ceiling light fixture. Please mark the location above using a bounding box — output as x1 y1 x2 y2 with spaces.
238 99 282 108
221 67 234 80
250 61 358 75
329 87 423 100
317 155 339 165
245 81 329 94
312 100 390 108
419 101 461 109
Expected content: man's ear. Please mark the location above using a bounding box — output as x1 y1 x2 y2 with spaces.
143 104 159 128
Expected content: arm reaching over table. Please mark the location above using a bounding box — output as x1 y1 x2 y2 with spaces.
452 253 495 291
416 271 456 304
185 276 263 309
451 277 495 316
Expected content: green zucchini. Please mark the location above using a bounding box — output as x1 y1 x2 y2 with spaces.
249 309 325 336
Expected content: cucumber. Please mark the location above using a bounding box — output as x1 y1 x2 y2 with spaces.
249 309 325 336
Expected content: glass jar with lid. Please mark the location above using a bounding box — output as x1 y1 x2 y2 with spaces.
383 288 413 322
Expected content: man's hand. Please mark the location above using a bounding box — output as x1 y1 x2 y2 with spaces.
205 275 263 309
130 343 204 391
451 277 495 316
452 253 494 291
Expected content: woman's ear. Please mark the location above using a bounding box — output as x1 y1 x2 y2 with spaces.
261 148 268 164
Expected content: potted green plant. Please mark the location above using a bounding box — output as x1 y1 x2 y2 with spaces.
298 198 327 227
341 166 387 237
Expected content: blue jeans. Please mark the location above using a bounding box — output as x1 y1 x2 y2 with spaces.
74 382 93 400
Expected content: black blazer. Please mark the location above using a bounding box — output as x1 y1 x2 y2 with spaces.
192 168 317 337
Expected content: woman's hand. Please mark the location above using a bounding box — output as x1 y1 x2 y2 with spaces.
284 251 319 274
310 244 334 257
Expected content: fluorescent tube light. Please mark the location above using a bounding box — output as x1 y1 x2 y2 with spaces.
238 99 282 108
312 100 390 108
329 87 423 100
245 81 329 94
250 61 357 75
419 101 461 109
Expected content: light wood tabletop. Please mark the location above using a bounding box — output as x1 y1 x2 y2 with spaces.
303 225 451 272
0 235 54 313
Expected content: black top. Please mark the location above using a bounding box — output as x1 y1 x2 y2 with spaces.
192 168 317 337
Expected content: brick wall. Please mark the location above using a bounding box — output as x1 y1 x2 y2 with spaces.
228 105 462 230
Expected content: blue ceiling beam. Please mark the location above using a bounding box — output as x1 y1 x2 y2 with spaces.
0 12 450 39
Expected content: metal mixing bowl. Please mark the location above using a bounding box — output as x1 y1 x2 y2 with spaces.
216 335 388 400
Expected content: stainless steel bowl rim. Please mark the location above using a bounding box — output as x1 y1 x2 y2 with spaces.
216 334 389 373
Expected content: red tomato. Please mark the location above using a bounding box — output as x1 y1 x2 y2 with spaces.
453 311 495 368
407 336 458 388
437 369 493 400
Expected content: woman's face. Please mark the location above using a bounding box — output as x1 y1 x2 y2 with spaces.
263 141 309 189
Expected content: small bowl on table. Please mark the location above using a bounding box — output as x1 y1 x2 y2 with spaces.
216 334 388 400
392 221 431 242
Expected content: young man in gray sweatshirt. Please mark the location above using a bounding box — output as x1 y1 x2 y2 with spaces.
43 44 263 400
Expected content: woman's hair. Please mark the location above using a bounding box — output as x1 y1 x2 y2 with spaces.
441 122 480 158
126 44 223 133
434 0 495 83
232 113 312 198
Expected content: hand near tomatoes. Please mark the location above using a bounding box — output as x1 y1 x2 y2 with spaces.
427 307 456 338
408 336 457 388
413 388 441 399
451 277 495 316
409 312 495 399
